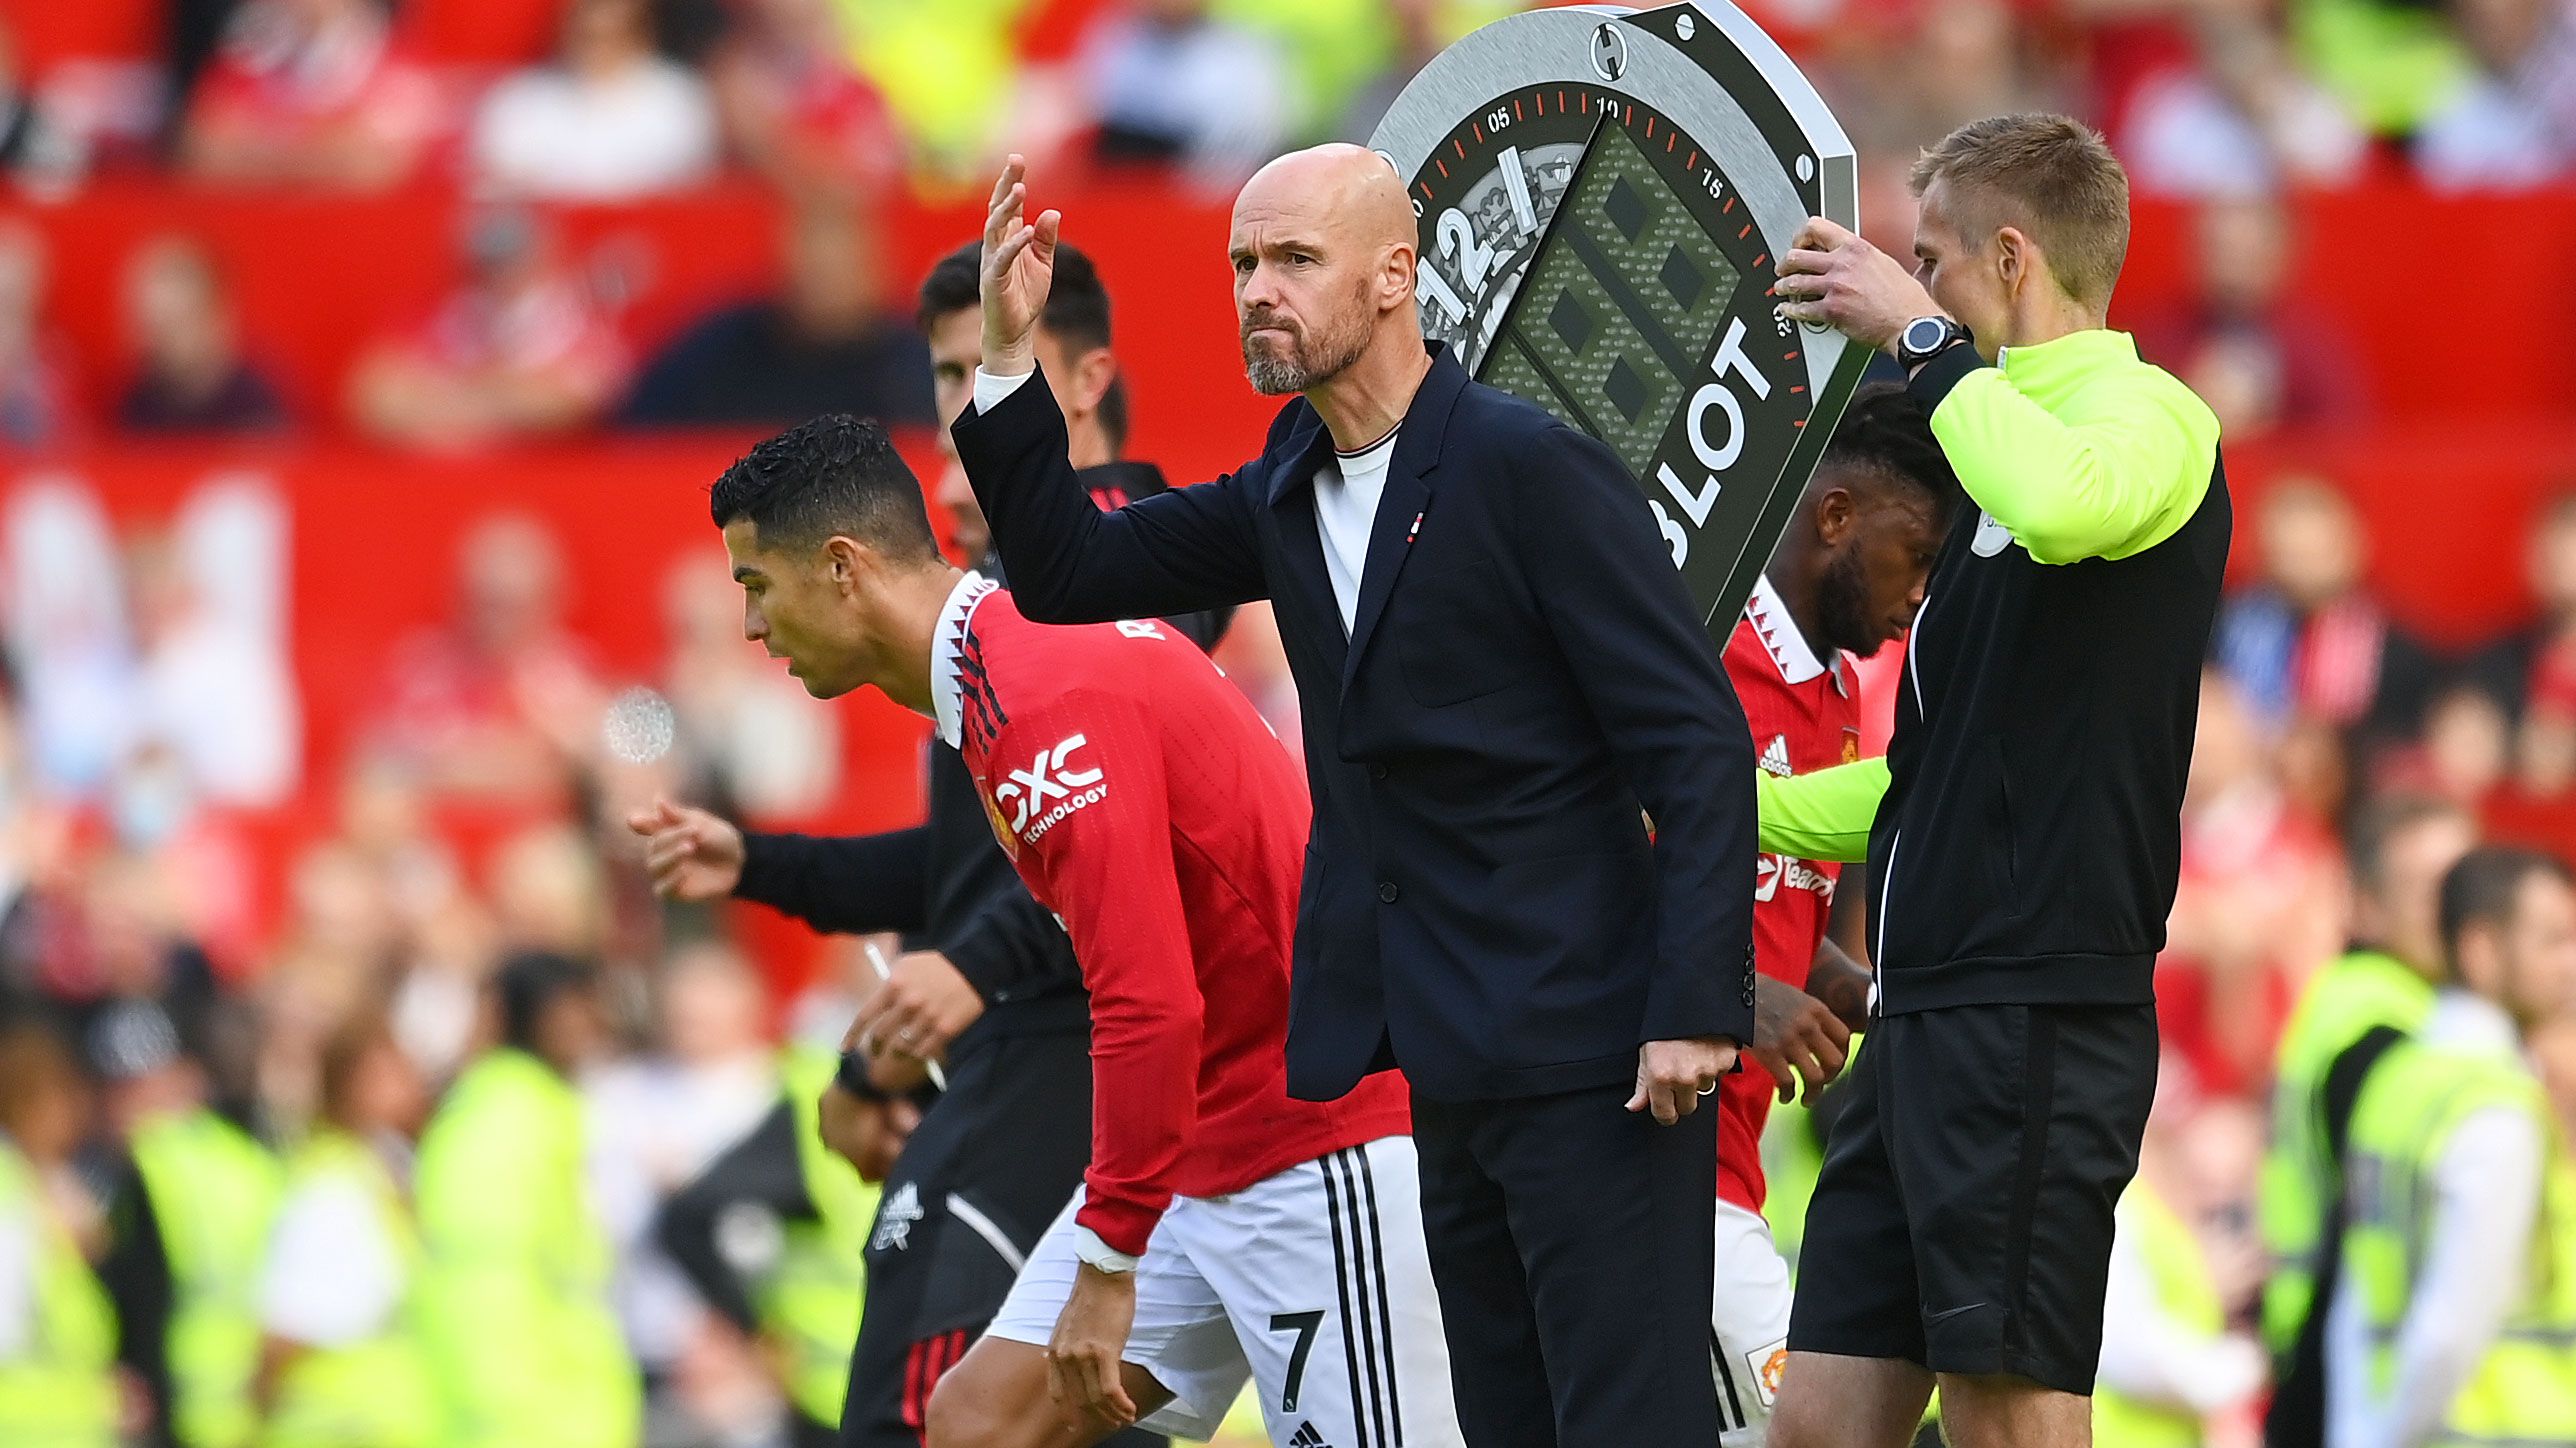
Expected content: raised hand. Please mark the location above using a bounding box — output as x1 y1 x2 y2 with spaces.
1773 216 1940 355
625 798 746 902
982 154 1063 376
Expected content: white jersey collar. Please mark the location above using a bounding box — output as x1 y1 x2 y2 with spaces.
1745 574 1846 696
930 570 998 749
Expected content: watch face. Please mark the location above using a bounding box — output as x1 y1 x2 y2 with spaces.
1903 317 1948 356
1371 3 1871 632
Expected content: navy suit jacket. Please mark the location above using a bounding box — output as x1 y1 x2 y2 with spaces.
953 344 1756 1103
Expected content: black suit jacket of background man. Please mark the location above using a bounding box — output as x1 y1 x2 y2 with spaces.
954 344 1756 1105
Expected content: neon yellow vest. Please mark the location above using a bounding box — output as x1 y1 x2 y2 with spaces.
131 1109 282 1448
2343 1030 2576 1445
416 1050 640 1448
835 0 1029 181
261 1131 439 1448
2259 949 2436 1356
2094 1181 2226 1448
769 1047 876 1428
0 1139 117 1448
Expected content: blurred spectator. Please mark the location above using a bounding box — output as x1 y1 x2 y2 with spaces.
413 953 642 1448
1336 0 1444 139
709 0 903 199
90 999 279 1448
657 553 841 822
1081 0 1289 185
255 1014 438 1448
0 1021 115 1448
179 0 441 192
485 825 612 966
2294 0 2475 135
2135 198 2366 436
2399 681 2517 808
2213 478 2443 753
0 220 73 450
586 943 778 1390
116 239 288 436
1324 0 1517 140
2416 0 2576 188
2093 1072 2268 1444
837 0 1022 181
2161 671 2346 1099
5 483 135 799
348 209 629 450
470 0 720 201
2126 0 2366 197
367 514 603 807
624 202 930 429
2469 492 2576 724
126 525 301 811
1837 0 2064 159
0 17 84 189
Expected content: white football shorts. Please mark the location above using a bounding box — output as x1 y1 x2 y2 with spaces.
987 1134 1462 1447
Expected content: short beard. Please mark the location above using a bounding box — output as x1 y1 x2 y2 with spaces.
1814 543 1886 659
1242 282 1375 396
1245 325 1369 396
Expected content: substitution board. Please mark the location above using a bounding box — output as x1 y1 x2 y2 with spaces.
1369 2 1869 634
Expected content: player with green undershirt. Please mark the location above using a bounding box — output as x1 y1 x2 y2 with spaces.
1760 114 2230 1448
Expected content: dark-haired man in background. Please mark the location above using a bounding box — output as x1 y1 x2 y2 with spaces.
634 240 1197 1448
1711 382 1962 1446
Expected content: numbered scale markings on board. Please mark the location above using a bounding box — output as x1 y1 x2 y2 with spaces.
1371 1 1872 634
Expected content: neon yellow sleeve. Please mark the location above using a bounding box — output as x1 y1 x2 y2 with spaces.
1928 364 2220 566
1754 757 1888 863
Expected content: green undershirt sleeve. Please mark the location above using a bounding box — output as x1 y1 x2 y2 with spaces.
1754 757 1888 864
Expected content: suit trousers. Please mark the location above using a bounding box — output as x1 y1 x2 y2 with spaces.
1412 1081 1720 1448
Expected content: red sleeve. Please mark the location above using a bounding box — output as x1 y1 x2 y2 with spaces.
992 690 1198 1257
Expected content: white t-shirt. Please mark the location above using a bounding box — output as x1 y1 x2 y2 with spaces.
471 59 718 199
261 1172 405 1347
1312 428 1398 634
0 1197 36 1359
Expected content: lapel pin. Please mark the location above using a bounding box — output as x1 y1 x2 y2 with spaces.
1406 510 1424 544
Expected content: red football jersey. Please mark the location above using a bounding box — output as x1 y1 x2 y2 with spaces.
937 578 1411 1256
1716 578 1860 1215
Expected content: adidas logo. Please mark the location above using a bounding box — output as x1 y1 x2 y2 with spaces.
1759 734 1794 777
1287 1423 1333 1448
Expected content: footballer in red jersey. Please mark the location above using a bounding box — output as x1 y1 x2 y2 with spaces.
1716 384 1962 1444
707 415 1457 1448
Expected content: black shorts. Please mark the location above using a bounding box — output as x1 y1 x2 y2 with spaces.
1785 1002 2157 1395
839 1027 1113 1448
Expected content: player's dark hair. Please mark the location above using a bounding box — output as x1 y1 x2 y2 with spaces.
710 413 941 561
916 239 1127 451
2438 847 2574 979
495 951 597 1055
1820 381 1964 526
2345 793 2471 902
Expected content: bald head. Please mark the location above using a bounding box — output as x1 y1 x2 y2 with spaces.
1229 145 1423 398
1239 144 1417 252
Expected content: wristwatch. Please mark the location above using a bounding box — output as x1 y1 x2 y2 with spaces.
1073 1226 1141 1276
1895 315 1974 372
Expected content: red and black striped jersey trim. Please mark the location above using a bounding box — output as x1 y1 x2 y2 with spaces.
956 621 1009 758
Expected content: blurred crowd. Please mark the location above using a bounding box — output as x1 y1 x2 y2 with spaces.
0 0 2568 449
